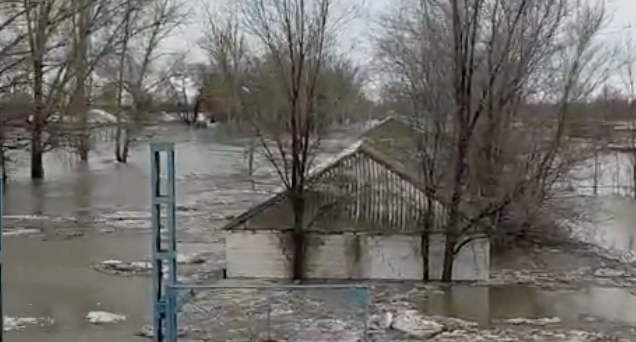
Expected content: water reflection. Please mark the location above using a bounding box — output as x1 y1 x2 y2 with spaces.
422 285 636 326
29 181 45 215
72 165 93 227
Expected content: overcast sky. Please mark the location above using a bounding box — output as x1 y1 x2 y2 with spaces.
162 0 636 76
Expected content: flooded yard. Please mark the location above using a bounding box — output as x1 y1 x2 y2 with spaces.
422 285 636 326
3 124 636 341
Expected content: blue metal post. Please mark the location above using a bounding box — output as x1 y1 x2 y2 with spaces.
0 167 4 342
150 143 178 342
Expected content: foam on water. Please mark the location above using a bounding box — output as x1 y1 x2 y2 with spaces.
4 316 52 332
86 311 126 324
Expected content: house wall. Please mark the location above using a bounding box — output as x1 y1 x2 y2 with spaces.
225 231 292 278
225 231 489 281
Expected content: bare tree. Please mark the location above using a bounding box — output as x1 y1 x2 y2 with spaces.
101 0 185 163
67 0 175 162
21 0 83 179
375 0 455 280
69 0 91 161
197 2 248 125
0 3 35 181
18 0 131 177
376 0 608 281
238 0 354 280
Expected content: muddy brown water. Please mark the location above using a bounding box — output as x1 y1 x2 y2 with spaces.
5 233 150 342
3 125 636 341
422 285 636 326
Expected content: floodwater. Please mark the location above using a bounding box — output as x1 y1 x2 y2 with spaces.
422 285 636 327
576 195 636 254
3 124 636 341
2 124 357 341
5 234 150 342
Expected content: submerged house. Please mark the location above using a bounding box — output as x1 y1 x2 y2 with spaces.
222 118 490 281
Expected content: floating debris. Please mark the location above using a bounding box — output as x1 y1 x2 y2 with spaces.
86 311 126 324
4 316 53 331
390 310 444 338
92 253 208 277
92 260 153 276
499 317 561 326
594 268 628 278
136 325 189 338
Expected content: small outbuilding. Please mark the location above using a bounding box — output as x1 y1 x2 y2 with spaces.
222 119 490 281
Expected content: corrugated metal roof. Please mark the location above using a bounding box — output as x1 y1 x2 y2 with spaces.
221 128 455 233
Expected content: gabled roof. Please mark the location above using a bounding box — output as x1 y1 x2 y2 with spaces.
221 135 449 232
359 115 429 178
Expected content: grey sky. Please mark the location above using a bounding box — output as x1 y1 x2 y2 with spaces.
163 0 635 70
162 0 388 64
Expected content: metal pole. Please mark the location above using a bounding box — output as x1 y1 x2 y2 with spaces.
165 146 178 342
362 287 370 342
150 143 178 342
150 146 164 342
0 167 4 342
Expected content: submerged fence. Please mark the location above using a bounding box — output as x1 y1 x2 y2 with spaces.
173 284 370 342
150 142 370 342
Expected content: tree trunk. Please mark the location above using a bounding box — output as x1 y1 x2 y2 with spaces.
421 197 433 281
75 0 90 162
31 57 45 180
593 148 599 196
30 134 44 179
114 0 131 163
291 192 306 281
441 230 456 281
115 125 124 162
441 133 468 282
115 126 131 163
121 128 131 163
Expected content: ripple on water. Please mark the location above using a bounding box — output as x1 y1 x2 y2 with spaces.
420 285 636 327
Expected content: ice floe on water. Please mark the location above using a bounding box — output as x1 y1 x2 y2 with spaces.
176 253 206 264
86 311 126 324
92 253 209 277
99 211 150 220
364 308 622 342
93 259 153 276
2 228 39 237
2 214 51 221
4 316 52 332
498 317 561 326
389 310 445 338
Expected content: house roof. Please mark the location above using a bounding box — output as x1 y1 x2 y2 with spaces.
221 129 452 232
360 115 450 177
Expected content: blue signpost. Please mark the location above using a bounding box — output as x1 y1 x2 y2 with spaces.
0 167 4 342
150 143 178 342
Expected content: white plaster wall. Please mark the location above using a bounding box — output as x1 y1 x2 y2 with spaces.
452 237 490 281
427 235 490 281
305 234 424 280
226 232 490 281
363 235 424 280
225 231 290 278
304 235 353 278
